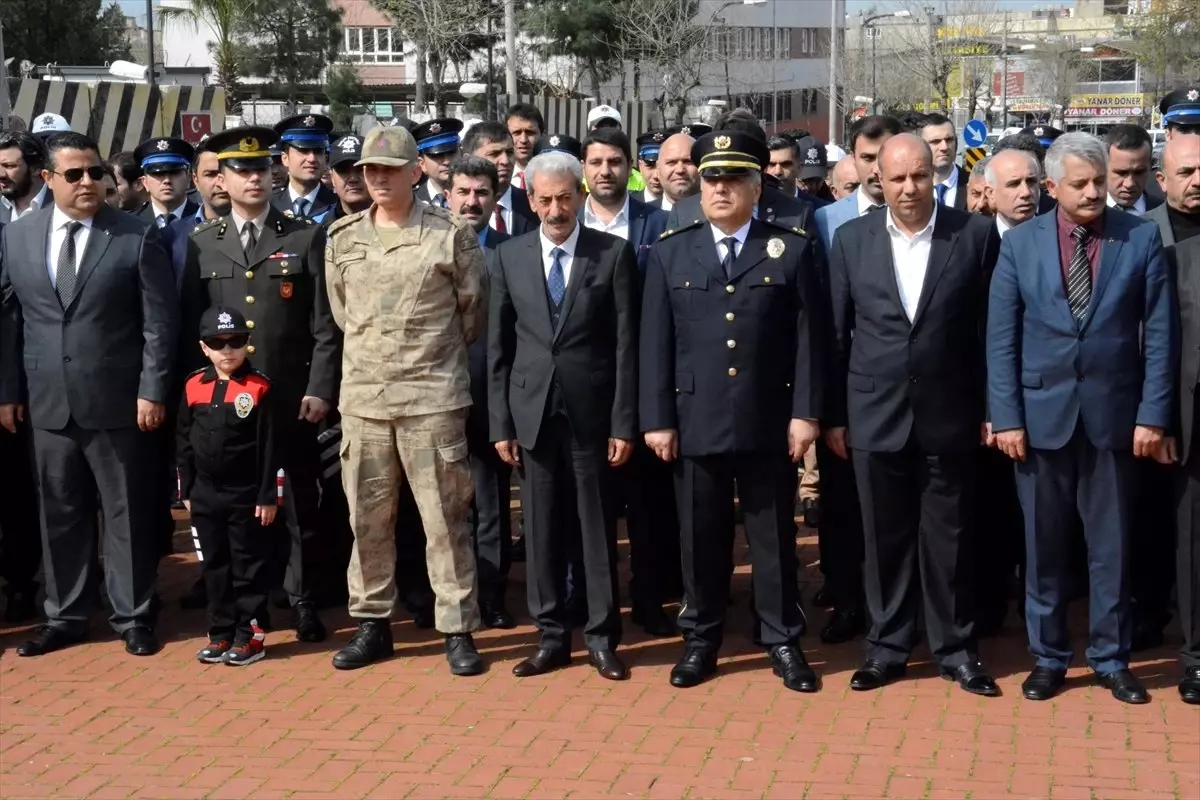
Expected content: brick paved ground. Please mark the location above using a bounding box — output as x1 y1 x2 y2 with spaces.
2 520 1198 800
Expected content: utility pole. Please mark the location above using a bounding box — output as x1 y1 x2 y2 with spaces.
1000 10 1008 129
925 6 935 111
828 0 837 144
0 19 11 122
146 0 156 88
504 0 518 102
770 0 777 130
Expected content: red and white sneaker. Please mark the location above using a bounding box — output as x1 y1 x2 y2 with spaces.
196 639 232 664
222 621 266 666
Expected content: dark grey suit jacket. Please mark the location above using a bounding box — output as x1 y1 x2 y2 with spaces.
0 204 178 431
0 188 54 225
487 224 638 449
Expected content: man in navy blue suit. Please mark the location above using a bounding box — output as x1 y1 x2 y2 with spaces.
579 126 678 636
988 132 1177 705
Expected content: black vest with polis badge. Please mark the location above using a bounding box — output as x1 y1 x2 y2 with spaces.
187 207 339 406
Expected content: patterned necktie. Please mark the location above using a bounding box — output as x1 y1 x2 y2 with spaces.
292 198 309 218
936 184 948 205
493 205 507 234
1067 225 1093 322
547 247 566 306
56 221 82 308
719 237 737 279
243 222 258 262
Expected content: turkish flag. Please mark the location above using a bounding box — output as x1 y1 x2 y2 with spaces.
180 112 212 144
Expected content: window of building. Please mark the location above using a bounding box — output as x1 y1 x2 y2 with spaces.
343 26 404 64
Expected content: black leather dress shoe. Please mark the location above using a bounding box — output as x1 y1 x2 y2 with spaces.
800 498 820 528
1096 668 1150 704
1179 666 1200 705
1021 666 1066 701
332 619 394 670
294 601 327 642
512 647 571 677
122 627 160 656
768 645 819 692
481 604 516 630
849 659 906 691
669 648 717 688
17 625 85 657
811 587 833 608
940 662 1000 697
588 649 629 681
445 634 485 676
820 607 866 645
632 603 676 638
3 588 39 623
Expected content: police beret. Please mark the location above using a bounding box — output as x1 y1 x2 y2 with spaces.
275 114 334 150
412 118 464 155
134 137 195 173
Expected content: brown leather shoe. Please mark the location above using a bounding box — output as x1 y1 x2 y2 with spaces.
588 649 628 681
512 647 571 677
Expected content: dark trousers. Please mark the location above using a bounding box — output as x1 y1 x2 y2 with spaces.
621 443 682 607
32 423 158 635
1176 409 1200 669
975 447 1026 629
1132 458 1177 632
853 442 978 669
675 452 804 653
470 445 512 609
0 418 41 593
280 420 324 606
1015 423 1135 674
815 439 864 610
316 415 352 605
191 481 272 641
520 415 620 651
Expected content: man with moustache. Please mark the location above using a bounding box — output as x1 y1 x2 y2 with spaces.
965 164 992 215
183 126 341 644
989 133 1175 705
461 121 537 236
826 134 1001 695
655 130 701 213
0 131 50 224
827 156 859 201
810 115 904 644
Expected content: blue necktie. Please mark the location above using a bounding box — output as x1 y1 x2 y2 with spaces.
547 247 566 306
936 184 948 205
292 198 309 217
720 237 736 279
156 213 175 228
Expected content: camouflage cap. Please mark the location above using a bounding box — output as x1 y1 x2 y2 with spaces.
355 125 417 168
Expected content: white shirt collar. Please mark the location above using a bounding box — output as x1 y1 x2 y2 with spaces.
710 219 752 249
151 199 189 220
583 193 630 227
856 186 883 217
498 185 513 210
1107 193 1146 213
660 195 674 211
540 221 581 261
231 207 271 235
938 165 959 190
288 183 322 207
885 204 938 242
51 204 95 231
996 215 1014 237
2 183 49 215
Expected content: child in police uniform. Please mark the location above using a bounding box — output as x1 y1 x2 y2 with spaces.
178 306 279 665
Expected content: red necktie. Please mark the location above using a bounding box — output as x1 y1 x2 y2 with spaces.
514 171 524 190
493 206 507 234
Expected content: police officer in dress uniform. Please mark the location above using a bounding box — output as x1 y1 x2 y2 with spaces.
1161 87 1200 139
413 118 465 207
133 137 199 228
270 114 338 223
640 131 823 693
533 134 583 162
182 126 342 643
637 130 665 204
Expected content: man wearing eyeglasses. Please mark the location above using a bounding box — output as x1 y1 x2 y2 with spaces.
0 131 179 659
133 137 200 229
182 126 342 645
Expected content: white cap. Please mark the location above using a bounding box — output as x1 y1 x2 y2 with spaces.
825 143 848 164
587 104 622 129
31 112 71 136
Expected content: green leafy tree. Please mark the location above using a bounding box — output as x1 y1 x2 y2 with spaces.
0 0 132 66
242 0 345 106
326 64 365 130
159 0 250 113
522 0 624 98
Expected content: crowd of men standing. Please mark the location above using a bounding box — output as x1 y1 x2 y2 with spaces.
0 86 1198 706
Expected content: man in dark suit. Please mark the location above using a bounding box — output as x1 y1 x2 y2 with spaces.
0 132 179 657
916 114 968 210
579 126 678 636
132 137 200 228
488 149 638 681
461 122 538 237
269 114 338 224
640 130 822 693
988 132 1176 705
1105 125 1164 218
0 131 52 224
826 133 1001 696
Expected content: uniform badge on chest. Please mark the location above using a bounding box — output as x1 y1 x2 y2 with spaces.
767 237 785 259
280 281 294 299
234 392 254 419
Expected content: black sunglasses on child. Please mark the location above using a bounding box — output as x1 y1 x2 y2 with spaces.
202 335 250 351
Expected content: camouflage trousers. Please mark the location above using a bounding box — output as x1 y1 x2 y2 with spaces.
341 410 481 633
799 446 820 501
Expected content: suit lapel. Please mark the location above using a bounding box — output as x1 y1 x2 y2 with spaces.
727 222 769 283
555 228 594 341
1082 215 1124 330
69 207 116 305
628 202 646 250
519 234 555 341
30 208 57 300
910 212 959 326
870 216 907 318
1035 215 1076 328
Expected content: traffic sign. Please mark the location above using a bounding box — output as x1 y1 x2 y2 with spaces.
180 111 212 144
963 119 989 148
963 147 987 171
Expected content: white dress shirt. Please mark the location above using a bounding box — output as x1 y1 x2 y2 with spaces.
2 183 49 221
151 199 189 224
996 215 1015 238
856 186 884 217
490 185 514 232
47 206 94 285
1107 192 1147 216
885 205 938 322
541 222 581 286
710 219 752 264
231 207 271 250
582 194 631 241
935 165 959 207
660 195 674 212
288 183 322 213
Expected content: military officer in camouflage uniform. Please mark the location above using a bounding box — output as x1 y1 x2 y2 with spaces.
325 125 487 675
182 126 342 643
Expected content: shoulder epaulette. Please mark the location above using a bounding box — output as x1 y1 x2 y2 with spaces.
191 218 222 235
185 366 208 380
659 219 704 240
762 218 809 238
327 211 366 236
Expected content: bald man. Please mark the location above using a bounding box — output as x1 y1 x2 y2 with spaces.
654 133 698 212
985 150 1041 237
826 134 1001 695
827 157 859 201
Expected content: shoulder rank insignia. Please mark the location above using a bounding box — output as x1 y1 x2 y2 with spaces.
659 219 703 240
192 218 221 235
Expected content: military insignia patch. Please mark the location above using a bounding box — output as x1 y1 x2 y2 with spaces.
283 210 295 218
233 392 254 419
1189 89 1199 101
652 131 664 142
806 147 818 161
156 140 170 151
767 237 785 259
1034 127 1045 137
549 135 561 146
239 137 259 152
714 135 731 150
303 115 316 127
280 281 294 299
430 122 442 133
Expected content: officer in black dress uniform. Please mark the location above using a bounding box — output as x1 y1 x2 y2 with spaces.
412 118 465 207
1161 87 1200 138
270 114 338 223
133 137 199 227
640 130 823 693
182 126 342 642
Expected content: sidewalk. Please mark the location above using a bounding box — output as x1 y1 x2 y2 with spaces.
2 526 1198 800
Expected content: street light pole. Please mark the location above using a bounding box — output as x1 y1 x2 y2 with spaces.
145 0 156 89
863 11 910 117
828 0 837 143
771 0 777 130
1000 10 1008 129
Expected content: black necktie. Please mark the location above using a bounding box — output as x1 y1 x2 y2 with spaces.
243 223 257 262
1067 225 1093 322
56 221 82 308
720 237 737 279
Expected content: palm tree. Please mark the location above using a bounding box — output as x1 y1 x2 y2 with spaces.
159 0 249 113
